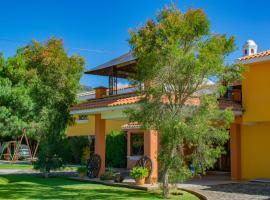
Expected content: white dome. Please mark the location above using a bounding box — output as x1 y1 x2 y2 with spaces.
243 40 258 56
244 40 257 47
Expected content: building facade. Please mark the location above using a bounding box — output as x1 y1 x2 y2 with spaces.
67 41 270 182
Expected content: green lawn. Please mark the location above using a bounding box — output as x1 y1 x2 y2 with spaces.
0 176 198 200
0 163 78 171
0 163 33 170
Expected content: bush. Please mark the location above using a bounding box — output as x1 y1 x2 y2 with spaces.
68 136 91 164
114 174 125 183
34 140 63 174
100 168 115 180
81 146 91 165
77 166 87 173
130 167 149 179
105 131 127 168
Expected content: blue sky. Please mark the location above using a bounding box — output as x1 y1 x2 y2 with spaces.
0 0 270 88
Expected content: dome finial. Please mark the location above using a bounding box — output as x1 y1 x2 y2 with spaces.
243 40 257 56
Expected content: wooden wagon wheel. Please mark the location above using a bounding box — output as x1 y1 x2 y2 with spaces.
87 153 101 178
135 156 152 178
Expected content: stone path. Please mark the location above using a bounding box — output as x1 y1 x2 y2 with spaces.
180 181 270 200
0 169 77 177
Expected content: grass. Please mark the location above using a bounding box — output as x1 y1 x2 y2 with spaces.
0 163 78 171
0 163 33 170
0 176 199 200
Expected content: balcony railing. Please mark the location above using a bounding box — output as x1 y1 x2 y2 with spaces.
78 85 141 101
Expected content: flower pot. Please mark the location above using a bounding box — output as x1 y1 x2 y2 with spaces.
79 172 86 178
135 177 145 185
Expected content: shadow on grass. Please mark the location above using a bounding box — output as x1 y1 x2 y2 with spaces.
0 176 165 200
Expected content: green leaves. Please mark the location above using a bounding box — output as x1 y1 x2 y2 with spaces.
128 4 243 195
0 38 84 172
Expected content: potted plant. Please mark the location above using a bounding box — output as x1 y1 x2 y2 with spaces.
77 166 87 177
130 167 149 185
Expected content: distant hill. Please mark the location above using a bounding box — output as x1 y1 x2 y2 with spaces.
79 85 93 92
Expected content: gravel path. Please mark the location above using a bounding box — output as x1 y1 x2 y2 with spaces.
0 169 78 177
180 182 270 200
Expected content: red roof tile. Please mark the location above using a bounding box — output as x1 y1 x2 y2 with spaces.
71 93 242 113
70 93 140 111
239 50 270 61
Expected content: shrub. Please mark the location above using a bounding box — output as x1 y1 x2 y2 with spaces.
68 136 91 164
81 146 91 164
105 131 127 168
34 141 63 175
100 168 115 180
114 174 125 183
130 167 149 179
77 166 87 173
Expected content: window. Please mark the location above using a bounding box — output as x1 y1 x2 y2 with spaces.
76 115 89 123
78 115 88 120
251 48 254 54
130 133 144 156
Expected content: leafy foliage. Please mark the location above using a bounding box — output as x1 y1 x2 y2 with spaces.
105 131 127 168
0 54 38 138
21 38 85 173
130 167 149 179
128 4 244 197
77 166 87 173
0 38 85 173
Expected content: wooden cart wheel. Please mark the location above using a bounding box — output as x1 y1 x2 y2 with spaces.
87 153 101 178
135 156 152 178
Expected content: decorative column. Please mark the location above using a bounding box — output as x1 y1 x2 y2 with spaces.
95 114 106 177
230 120 241 180
144 130 159 184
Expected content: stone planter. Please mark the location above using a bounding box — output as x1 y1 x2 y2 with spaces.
135 177 145 185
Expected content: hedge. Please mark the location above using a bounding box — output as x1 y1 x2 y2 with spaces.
105 131 127 168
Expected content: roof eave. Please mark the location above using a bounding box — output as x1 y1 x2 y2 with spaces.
238 55 270 64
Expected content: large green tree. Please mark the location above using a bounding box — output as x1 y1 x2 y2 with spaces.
0 38 84 173
21 39 85 173
128 5 243 198
0 53 38 138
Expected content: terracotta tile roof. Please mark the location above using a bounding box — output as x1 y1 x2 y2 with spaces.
239 50 270 61
71 93 242 113
70 93 140 111
121 122 142 130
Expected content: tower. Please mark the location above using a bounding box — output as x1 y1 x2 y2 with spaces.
243 40 257 56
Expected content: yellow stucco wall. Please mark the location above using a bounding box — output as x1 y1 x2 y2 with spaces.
105 119 128 134
242 60 270 122
67 114 128 137
67 115 95 136
241 122 270 179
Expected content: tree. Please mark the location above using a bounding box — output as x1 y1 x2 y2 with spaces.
18 38 85 174
0 53 38 138
128 5 244 198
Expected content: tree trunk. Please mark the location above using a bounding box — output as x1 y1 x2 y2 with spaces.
162 167 169 198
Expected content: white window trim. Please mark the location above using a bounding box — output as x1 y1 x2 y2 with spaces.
75 119 89 124
127 155 142 161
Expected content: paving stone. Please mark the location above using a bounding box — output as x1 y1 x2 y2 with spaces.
182 182 270 200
